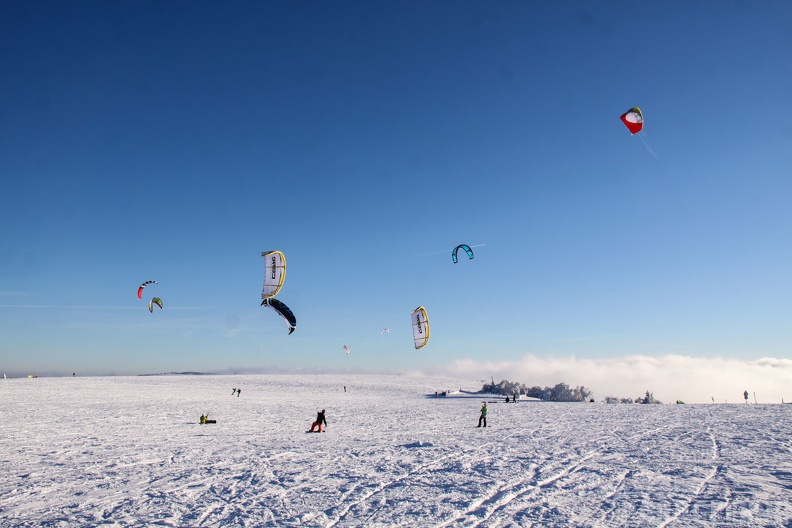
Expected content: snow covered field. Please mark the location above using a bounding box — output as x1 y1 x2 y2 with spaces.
1 374 790 527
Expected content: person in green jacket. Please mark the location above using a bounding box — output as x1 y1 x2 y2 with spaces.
477 402 488 428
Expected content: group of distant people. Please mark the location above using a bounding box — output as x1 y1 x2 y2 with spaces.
309 404 489 431
208 384 512 430
202 388 761 429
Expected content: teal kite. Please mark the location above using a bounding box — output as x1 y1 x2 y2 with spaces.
452 244 474 264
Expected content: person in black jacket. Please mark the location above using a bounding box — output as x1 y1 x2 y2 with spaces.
309 409 327 432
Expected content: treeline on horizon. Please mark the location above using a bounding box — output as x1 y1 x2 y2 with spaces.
482 379 662 404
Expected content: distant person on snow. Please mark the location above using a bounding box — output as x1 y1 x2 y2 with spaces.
237 388 241 398
744 390 749 403
477 402 488 428
309 409 327 432
232 388 237 396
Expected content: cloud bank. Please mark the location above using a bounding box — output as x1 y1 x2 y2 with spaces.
423 355 792 404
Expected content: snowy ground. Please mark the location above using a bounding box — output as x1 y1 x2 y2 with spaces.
1 374 790 527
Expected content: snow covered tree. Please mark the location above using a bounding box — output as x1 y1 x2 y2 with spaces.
486 380 592 402
636 390 662 404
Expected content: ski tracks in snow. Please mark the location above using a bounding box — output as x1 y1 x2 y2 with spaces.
3 376 792 527
432 409 751 528
435 418 677 527
326 427 519 527
657 426 722 528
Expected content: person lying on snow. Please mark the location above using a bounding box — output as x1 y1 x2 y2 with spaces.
308 409 327 432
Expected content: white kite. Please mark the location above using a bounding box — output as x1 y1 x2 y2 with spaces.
410 306 430 349
261 251 286 299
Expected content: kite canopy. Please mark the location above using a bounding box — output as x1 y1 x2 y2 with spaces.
452 244 474 264
343 345 351 356
262 298 297 335
411 306 430 349
261 251 286 299
137 280 157 299
148 297 163 313
381 328 390 335
620 107 644 135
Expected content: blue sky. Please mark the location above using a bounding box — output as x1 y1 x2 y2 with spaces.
2 2 791 395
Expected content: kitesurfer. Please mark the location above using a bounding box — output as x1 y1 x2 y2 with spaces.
477 402 488 428
309 409 327 432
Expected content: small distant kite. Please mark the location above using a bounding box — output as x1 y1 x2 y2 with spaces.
381 328 390 335
343 345 351 356
452 244 474 264
137 280 157 299
620 107 644 135
148 297 163 313
411 306 430 349
261 298 297 335
620 106 657 158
